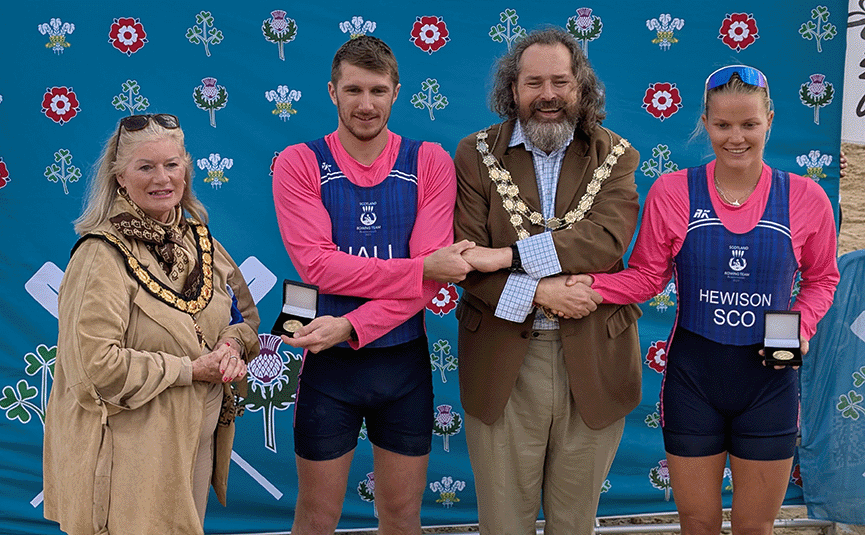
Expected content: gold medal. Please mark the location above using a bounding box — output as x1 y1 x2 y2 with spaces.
283 319 303 333
773 350 794 361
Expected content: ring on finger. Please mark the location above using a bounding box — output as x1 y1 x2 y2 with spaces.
229 355 238 360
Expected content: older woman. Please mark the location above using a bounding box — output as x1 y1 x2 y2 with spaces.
43 114 260 535
583 66 839 534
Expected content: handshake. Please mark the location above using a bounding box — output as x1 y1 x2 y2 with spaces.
423 240 602 320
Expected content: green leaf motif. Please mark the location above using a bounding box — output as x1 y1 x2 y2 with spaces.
502 9 518 25
813 6 830 22
45 164 60 182
56 148 72 165
209 29 224 44
196 11 214 26
489 25 506 42
852 366 865 387
824 25 837 39
799 21 817 39
433 340 450 354
837 390 864 419
186 27 202 44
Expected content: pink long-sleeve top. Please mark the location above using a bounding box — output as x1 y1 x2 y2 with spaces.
273 130 455 348
592 160 839 339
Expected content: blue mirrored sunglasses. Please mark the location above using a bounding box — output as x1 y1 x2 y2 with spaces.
705 65 768 91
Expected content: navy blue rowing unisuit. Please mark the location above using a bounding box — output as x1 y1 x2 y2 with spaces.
662 164 799 460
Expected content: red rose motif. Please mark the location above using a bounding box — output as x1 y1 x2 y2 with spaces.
0 158 9 189
791 464 802 487
410 16 449 54
42 86 80 124
719 13 758 52
109 17 148 56
642 82 681 121
645 340 667 373
427 283 458 316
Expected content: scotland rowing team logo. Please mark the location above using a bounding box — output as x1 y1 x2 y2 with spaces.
729 248 747 272
360 203 377 226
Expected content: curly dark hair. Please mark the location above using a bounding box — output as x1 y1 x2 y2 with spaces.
331 35 399 88
491 27 605 138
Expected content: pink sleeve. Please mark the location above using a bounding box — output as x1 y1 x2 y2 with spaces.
272 143 424 301
592 171 689 304
343 142 455 347
788 175 839 339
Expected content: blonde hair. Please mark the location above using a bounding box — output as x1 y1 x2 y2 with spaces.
691 71 773 143
74 120 207 235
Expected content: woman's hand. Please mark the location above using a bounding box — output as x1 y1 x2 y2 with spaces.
192 342 247 383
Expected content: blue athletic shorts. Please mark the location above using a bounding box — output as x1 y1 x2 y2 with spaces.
293 336 433 461
661 327 798 461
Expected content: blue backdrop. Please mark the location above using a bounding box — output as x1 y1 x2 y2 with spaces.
0 1 848 533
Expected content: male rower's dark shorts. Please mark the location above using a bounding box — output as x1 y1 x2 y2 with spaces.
661 327 798 461
293 336 433 461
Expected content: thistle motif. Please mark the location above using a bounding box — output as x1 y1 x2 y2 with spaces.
489 9 526 50
242 334 300 452
186 11 223 57
262 10 298 61
38 18 74 54
193 77 228 128
649 459 672 501
197 153 233 189
112 79 149 115
44 149 81 195
340 16 376 38
432 404 462 452
566 7 603 56
265 86 302 121
357 472 378 517
796 150 833 182
799 5 836 53
646 14 684 51
799 73 834 125
410 78 448 121
429 476 466 508
430 339 457 383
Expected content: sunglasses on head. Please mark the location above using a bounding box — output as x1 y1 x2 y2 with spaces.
114 113 180 157
705 65 768 92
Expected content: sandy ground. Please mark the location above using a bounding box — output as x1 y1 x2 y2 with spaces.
839 142 865 256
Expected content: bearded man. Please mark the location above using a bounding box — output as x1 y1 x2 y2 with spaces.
453 27 643 534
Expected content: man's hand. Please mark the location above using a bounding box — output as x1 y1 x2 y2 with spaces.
282 315 353 353
534 274 601 319
461 246 511 273
423 239 475 282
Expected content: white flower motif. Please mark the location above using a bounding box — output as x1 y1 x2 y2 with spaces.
419 24 441 44
117 25 139 45
728 21 749 42
50 95 71 115
652 91 673 110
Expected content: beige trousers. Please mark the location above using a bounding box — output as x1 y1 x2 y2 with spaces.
192 382 223 524
465 330 625 535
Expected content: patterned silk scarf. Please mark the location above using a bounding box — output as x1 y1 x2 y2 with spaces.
110 191 202 300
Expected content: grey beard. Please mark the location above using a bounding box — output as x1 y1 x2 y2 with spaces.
522 117 576 153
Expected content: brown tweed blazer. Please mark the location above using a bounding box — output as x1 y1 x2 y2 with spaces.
453 119 643 429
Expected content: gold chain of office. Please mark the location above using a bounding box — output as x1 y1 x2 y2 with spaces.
475 128 630 240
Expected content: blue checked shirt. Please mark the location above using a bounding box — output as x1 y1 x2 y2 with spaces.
494 121 572 328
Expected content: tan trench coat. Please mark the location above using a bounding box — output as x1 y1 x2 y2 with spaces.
43 202 260 535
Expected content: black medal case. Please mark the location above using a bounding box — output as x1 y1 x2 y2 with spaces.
271 279 318 338
762 310 802 367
